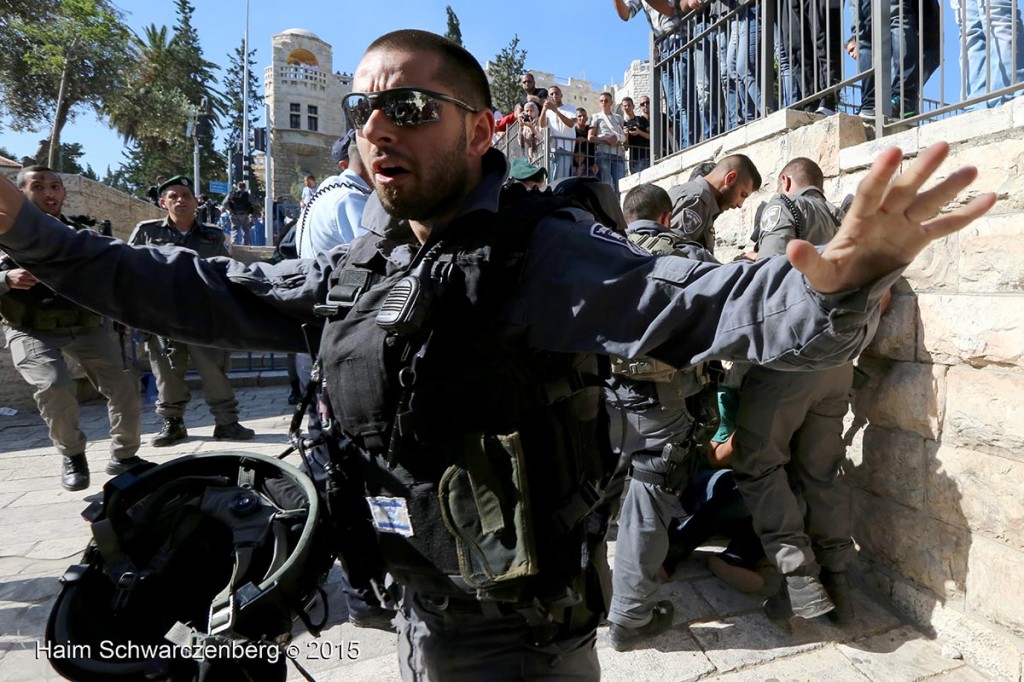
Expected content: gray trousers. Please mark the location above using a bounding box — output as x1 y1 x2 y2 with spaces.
731 362 855 575
396 590 599 681
145 337 239 425
608 453 685 628
4 324 141 459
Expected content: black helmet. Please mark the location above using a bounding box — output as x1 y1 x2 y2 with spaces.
46 452 336 681
552 176 628 234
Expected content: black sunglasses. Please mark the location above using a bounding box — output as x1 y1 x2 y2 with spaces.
343 87 478 129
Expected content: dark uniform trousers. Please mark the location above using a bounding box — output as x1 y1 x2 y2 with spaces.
4 324 141 459
396 590 599 681
730 362 855 575
145 337 239 425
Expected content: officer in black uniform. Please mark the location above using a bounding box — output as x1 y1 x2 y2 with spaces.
667 154 762 253
129 176 254 446
732 158 857 623
0 31 995 681
0 166 144 491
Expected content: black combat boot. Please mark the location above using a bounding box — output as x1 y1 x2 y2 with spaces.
820 568 855 624
213 421 255 441
61 453 90 491
152 417 188 447
105 455 154 476
607 600 675 652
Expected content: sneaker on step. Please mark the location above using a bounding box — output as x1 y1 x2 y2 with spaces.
764 574 834 621
607 600 674 652
213 421 255 441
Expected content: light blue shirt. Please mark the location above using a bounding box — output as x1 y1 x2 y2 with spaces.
295 169 372 258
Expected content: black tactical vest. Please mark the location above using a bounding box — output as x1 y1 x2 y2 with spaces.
0 218 102 331
319 189 613 603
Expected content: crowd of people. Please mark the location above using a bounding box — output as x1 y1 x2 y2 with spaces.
0 25 998 682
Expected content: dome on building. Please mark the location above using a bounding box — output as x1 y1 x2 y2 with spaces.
281 28 321 39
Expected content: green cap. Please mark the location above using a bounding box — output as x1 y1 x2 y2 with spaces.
157 175 193 194
508 158 547 182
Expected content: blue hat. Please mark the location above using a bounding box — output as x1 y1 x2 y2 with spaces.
331 129 357 164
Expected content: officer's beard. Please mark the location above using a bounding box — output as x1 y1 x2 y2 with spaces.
373 126 469 224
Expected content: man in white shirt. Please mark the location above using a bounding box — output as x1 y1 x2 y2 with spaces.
542 85 578 181
588 91 627 191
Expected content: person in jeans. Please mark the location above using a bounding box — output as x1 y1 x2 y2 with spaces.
952 0 1024 109
588 91 626 191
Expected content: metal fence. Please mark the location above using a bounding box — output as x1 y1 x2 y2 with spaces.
649 0 1024 161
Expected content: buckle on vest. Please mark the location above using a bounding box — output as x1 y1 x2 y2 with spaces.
314 270 372 317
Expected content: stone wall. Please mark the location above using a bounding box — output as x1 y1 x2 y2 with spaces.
623 101 1024 680
0 173 164 410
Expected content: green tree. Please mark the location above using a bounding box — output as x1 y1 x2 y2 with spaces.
0 0 132 171
445 6 463 46
103 0 226 194
488 35 527 115
221 40 261 161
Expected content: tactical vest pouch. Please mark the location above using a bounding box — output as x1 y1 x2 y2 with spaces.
438 430 539 593
0 296 101 331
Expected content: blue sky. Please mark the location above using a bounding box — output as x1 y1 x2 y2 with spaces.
0 0 652 173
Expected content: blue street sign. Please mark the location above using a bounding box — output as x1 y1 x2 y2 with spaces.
209 180 230 194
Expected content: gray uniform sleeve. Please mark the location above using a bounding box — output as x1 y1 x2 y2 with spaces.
0 202 338 353
756 198 797 258
506 213 897 371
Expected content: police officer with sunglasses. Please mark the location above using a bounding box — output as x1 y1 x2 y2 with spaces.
0 29 995 681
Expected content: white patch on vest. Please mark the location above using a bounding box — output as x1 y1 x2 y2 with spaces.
589 224 649 256
677 208 703 235
367 496 414 536
761 204 783 232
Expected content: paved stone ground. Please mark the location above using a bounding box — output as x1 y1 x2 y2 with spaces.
0 386 989 681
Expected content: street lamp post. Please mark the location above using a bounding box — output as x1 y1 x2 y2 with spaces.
241 0 250 188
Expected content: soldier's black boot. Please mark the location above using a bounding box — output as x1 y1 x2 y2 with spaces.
61 453 90 492
105 455 154 476
820 569 855 624
152 417 187 447
213 421 255 441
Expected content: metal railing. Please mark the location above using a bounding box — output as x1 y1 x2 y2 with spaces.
648 0 1024 161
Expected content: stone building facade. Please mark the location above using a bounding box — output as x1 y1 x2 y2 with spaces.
262 28 352 207
622 102 1024 680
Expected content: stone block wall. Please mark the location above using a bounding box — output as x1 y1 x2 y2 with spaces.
623 101 1024 680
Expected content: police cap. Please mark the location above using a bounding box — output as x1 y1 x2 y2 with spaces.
331 129 356 165
157 175 194 195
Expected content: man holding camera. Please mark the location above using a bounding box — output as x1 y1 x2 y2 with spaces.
622 96 651 174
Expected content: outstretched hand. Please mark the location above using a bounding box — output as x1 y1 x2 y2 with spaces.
0 174 26 236
787 142 996 294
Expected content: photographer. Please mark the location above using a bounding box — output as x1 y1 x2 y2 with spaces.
622 96 651 174
517 100 544 165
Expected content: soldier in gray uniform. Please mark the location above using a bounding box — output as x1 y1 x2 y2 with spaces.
0 29 993 680
667 154 761 253
605 183 719 651
129 176 254 447
0 166 144 491
731 158 857 623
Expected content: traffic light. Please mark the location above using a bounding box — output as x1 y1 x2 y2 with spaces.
197 114 214 138
252 127 267 152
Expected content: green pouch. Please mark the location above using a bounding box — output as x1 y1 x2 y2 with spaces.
438 431 539 590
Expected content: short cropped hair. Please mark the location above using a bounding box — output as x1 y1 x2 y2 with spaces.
622 183 672 223
16 165 60 189
365 30 493 111
717 154 762 191
780 157 824 190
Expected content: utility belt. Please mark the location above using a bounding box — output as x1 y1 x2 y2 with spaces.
629 441 699 494
0 298 102 332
